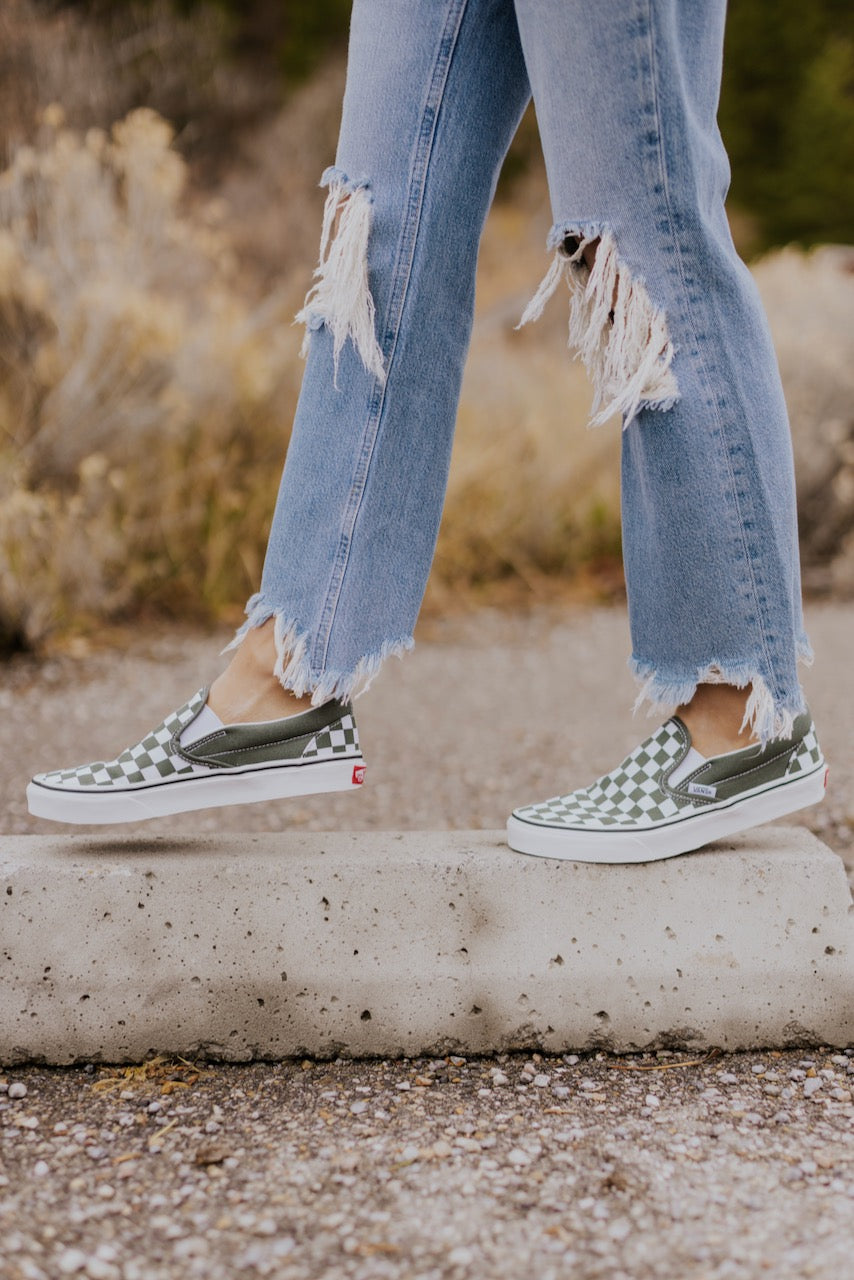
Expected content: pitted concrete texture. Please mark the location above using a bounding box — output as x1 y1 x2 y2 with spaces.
1 827 851 1065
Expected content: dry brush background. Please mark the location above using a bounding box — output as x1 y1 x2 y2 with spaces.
0 0 853 654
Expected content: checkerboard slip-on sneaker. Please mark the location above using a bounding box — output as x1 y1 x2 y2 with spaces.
507 712 827 864
26 688 365 825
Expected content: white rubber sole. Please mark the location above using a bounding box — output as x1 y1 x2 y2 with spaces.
506 765 829 864
26 757 366 826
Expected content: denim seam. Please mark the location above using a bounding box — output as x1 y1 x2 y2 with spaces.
640 0 778 699
310 0 469 675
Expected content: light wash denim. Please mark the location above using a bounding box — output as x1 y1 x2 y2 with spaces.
227 0 810 743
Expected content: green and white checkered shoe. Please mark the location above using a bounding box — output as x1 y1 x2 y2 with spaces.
27 689 365 825
507 712 827 863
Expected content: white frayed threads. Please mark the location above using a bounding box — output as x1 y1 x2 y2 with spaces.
221 597 412 705
518 229 679 428
631 665 803 746
295 173 386 386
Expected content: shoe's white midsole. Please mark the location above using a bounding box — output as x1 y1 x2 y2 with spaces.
506 765 828 864
26 757 365 826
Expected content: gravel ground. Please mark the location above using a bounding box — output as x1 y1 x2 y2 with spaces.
1 1049 853 1280
1 601 852 1279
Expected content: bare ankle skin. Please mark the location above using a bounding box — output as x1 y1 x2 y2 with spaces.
677 683 758 757
208 619 315 723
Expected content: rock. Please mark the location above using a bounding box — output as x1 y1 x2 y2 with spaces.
194 1143 231 1165
8 1082 27 1099
57 1250 87 1275
172 1237 208 1259
85 1260 117 1280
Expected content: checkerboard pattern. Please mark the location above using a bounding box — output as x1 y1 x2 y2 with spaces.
785 724 823 776
514 719 702 831
35 696 365 794
36 690 209 792
302 715 360 760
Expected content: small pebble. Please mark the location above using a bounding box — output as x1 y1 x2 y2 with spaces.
57 1250 87 1275
8 1082 27 1099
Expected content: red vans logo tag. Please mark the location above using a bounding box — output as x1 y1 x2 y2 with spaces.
352 764 366 785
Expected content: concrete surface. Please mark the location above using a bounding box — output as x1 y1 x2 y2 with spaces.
2 826 851 1065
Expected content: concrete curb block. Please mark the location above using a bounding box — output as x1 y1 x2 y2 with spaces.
1 828 852 1063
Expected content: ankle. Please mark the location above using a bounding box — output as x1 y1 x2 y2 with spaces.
209 620 315 723
677 683 757 758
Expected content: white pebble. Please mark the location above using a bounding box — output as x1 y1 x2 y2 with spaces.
804 1078 823 1097
85 1260 117 1280
645 1095 660 1109
33 1161 50 1177
349 1100 368 1115
507 1147 532 1165
172 1237 208 1259
533 1074 550 1088
57 1250 88 1275
8 1082 27 1099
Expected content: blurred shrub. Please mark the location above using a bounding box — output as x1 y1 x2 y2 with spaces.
720 0 854 249
752 245 854 595
0 107 298 650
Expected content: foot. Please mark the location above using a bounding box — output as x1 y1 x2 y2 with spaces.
507 712 827 864
27 689 365 825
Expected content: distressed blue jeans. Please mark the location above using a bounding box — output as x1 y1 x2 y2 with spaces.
227 0 810 743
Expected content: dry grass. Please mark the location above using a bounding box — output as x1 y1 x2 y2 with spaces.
0 106 299 648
